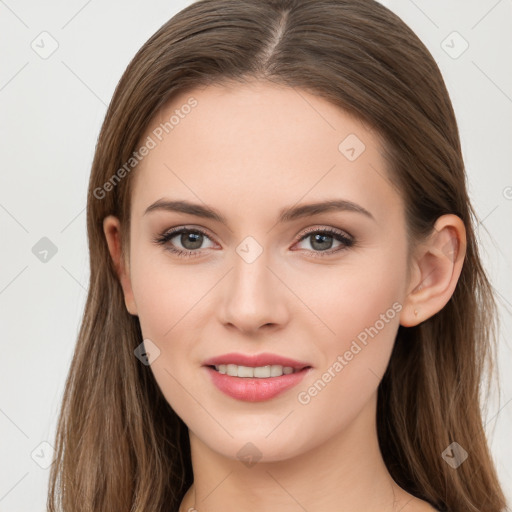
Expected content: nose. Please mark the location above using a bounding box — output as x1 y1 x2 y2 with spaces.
218 247 290 335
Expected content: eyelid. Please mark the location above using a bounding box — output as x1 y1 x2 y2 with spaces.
154 224 355 257
152 225 218 247
294 225 354 242
156 224 353 241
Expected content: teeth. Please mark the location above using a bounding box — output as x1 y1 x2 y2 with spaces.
214 364 296 378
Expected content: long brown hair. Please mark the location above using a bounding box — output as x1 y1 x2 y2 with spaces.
47 0 508 510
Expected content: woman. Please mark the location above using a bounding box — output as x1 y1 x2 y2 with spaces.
47 0 508 511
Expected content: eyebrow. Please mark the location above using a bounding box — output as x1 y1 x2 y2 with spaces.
144 198 375 223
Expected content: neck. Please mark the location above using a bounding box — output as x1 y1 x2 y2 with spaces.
179 394 421 512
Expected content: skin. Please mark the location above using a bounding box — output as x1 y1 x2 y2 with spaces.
103 81 466 512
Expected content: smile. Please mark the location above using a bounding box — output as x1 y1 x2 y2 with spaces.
212 364 299 378
204 365 312 402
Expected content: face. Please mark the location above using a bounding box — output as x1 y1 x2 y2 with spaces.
118 81 413 462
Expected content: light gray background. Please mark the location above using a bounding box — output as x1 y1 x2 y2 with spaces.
0 1 510 510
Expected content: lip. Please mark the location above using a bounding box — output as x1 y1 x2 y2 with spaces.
202 352 313 402
204 366 312 402
202 352 311 370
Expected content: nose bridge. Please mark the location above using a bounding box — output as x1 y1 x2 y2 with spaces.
219 235 288 332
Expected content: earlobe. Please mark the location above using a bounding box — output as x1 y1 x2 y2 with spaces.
103 215 138 316
400 214 466 327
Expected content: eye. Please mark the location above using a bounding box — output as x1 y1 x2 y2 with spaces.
152 227 216 258
292 227 354 256
153 225 355 259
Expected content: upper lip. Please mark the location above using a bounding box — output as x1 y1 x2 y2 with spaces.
203 352 312 370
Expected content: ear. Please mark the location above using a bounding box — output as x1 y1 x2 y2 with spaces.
400 214 466 327
103 215 138 316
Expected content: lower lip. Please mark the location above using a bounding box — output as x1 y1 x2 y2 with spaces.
204 366 311 402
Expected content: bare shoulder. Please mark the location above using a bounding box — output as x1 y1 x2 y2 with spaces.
400 498 440 512
393 489 440 512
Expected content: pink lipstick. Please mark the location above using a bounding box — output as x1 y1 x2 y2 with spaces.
202 352 312 402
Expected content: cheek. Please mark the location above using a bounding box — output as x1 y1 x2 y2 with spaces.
305 250 405 344
129 257 206 417
123 244 407 461
129 248 201 339
294 248 406 404
289 290 402 454
131 238 407 374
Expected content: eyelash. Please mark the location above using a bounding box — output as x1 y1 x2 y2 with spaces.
152 225 355 259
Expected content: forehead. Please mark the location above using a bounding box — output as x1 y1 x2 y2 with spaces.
131 81 401 223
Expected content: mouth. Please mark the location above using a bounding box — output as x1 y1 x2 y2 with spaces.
202 352 312 373
203 354 313 402
202 353 313 402
207 363 310 378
